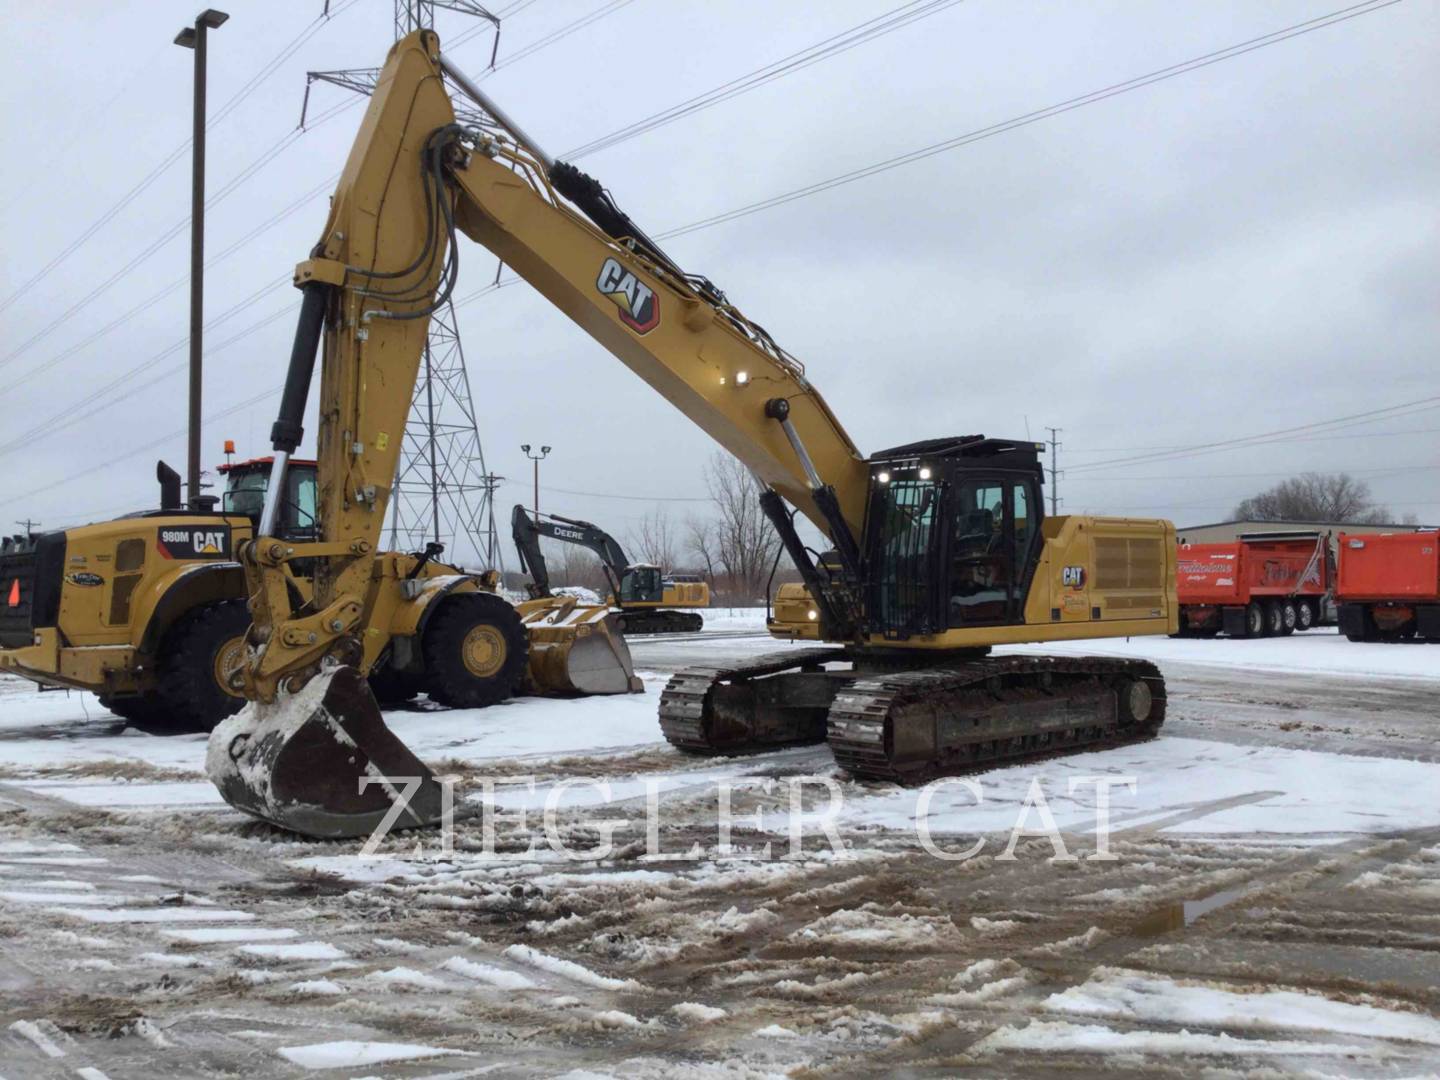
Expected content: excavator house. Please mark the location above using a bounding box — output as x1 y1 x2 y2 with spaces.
207 30 1177 838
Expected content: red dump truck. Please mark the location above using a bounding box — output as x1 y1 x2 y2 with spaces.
1175 532 1329 638
1335 531 1440 642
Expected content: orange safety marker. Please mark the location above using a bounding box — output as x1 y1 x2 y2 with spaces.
6 579 18 607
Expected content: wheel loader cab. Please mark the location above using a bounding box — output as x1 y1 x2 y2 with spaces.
864 437 1046 640
218 458 319 541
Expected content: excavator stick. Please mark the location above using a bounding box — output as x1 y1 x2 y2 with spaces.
207 666 445 839
517 599 644 695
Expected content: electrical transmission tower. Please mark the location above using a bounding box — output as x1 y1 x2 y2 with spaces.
1044 426 1063 515
307 1 505 570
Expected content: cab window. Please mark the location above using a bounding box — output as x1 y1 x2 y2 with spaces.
620 566 662 604
949 480 1007 625
285 469 318 539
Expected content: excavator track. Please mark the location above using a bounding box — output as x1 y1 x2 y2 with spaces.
661 652 1165 782
827 655 1166 783
619 610 705 635
658 647 844 752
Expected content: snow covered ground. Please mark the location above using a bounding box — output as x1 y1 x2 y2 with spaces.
0 623 1436 1076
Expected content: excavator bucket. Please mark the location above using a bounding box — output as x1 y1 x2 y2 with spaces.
517 599 644 695
206 601 639 838
206 665 444 839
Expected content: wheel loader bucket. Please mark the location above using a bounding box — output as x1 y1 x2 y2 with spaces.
517 599 644 696
206 665 444 839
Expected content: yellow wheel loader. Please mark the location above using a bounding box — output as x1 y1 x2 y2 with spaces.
0 454 637 732
206 30 1176 837
0 460 289 731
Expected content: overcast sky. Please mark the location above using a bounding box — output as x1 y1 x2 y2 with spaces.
1 0 1435 564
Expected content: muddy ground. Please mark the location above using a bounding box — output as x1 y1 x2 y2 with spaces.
0 632 1437 1077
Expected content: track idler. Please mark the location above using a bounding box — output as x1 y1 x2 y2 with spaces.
206 665 444 839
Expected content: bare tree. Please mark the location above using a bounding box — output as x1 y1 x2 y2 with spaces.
1232 472 1399 523
692 453 782 604
628 507 678 569
543 540 610 594
685 514 718 582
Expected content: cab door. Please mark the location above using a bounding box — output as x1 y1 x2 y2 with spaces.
947 472 1041 627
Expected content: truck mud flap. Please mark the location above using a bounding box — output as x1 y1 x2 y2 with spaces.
1337 603 1369 642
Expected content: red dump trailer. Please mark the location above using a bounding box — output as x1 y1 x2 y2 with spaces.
1335 531 1440 642
1176 532 1329 638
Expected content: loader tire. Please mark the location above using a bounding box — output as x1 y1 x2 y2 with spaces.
423 593 528 709
154 599 251 733
368 665 423 706
99 693 167 727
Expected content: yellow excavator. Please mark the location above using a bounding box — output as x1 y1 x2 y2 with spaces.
511 505 709 634
207 30 1176 837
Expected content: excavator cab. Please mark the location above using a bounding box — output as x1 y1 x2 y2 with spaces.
865 437 1045 640
618 564 665 605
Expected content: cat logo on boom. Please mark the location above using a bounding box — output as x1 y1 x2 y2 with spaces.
596 257 659 335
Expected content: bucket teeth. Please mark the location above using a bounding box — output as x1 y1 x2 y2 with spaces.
206 665 444 839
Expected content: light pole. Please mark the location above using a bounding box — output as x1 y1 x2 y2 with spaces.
175 8 229 508
521 444 550 519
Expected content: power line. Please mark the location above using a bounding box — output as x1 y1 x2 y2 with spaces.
6 175 338 393
0 1 985 392
1065 397 1440 474
564 0 969 160
0 385 283 514
0 0 363 318
541 484 710 503
2 0 1408 472
1065 462 1437 483
653 0 1404 242
1068 426 1440 453
485 0 639 74
2 2 613 396
0 297 299 460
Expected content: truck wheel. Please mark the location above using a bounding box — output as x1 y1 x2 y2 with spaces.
422 593 529 709
1343 605 1375 643
1295 598 1316 631
1279 600 1297 636
1243 602 1264 638
1263 601 1284 637
155 599 251 733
